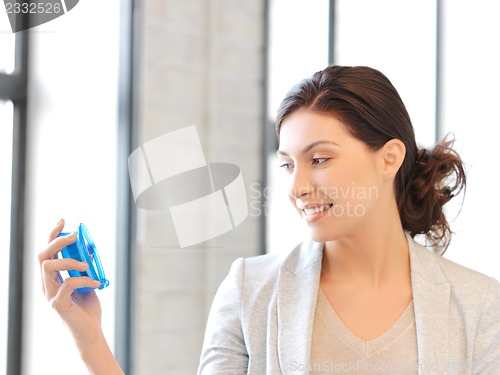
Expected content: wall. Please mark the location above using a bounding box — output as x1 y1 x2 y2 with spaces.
132 0 265 373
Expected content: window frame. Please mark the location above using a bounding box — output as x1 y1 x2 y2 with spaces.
0 15 29 375
115 0 135 372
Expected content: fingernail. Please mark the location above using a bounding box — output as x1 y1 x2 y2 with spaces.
56 219 62 226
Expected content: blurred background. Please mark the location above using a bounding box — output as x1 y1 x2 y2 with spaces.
1 0 499 374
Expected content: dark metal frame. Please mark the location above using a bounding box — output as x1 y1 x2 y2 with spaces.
1 16 30 375
115 0 136 372
329 0 336 65
260 0 271 254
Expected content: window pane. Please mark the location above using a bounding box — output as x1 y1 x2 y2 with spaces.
23 2 120 373
268 0 330 118
0 4 16 74
266 0 330 253
0 100 13 375
336 0 437 146
440 0 500 279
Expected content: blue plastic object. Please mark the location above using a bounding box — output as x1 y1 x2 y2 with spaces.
58 223 109 294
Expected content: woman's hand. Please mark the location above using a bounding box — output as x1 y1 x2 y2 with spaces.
39 219 103 344
39 219 124 375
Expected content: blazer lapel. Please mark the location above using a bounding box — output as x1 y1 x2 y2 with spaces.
407 233 452 375
276 240 323 375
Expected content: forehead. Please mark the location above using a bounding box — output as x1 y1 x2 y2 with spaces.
278 110 351 149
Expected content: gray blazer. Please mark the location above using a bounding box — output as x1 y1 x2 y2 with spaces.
198 233 500 374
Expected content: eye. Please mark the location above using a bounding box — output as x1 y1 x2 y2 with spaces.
278 162 294 171
312 158 329 165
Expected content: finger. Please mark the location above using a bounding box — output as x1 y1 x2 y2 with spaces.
41 258 88 297
39 234 76 294
48 218 65 243
62 277 101 295
41 257 88 275
38 232 76 265
51 277 101 313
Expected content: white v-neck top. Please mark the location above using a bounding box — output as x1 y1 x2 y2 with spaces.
310 289 418 374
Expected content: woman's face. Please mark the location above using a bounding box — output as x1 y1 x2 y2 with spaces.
277 109 385 243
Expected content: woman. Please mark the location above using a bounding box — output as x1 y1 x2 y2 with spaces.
40 66 500 374
197 66 500 374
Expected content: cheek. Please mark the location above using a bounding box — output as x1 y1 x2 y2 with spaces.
345 169 381 214
320 164 362 191
322 163 380 207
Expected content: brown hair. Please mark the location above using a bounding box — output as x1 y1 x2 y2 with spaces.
275 65 466 253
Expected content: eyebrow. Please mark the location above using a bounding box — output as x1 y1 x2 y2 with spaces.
276 140 340 156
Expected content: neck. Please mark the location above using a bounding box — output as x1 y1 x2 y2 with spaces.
322 216 410 288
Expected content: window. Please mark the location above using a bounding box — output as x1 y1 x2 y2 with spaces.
21 3 121 373
266 0 437 253
1 0 131 373
0 9 15 74
1 5 27 374
266 0 330 253
264 0 500 284
335 0 437 147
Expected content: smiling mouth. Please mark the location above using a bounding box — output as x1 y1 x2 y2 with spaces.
302 204 334 216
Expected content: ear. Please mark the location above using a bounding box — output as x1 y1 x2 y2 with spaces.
379 139 406 180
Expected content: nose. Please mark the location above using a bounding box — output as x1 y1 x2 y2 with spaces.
288 166 314 200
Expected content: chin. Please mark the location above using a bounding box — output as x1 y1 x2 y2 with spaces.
308 228 340 244
307 219 356 243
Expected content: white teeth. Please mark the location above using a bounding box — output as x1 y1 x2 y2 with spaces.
303 204 332 216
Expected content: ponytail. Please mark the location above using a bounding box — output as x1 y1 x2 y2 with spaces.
398 135 466 254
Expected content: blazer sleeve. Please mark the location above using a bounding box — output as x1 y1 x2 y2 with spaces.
197 258 249 375
472 277 500 373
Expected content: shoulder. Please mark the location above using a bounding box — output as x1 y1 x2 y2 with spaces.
224 243 297 291
421 242 496 288
226 239 323 286
218 240 323 309
437 253 500 310
439 255 498 285
409 237 500 368
409 234 500 305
